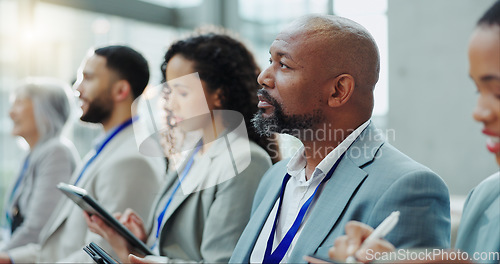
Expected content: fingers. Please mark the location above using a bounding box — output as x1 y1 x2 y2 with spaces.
329 236 350 261
122 208 137 220
129 254 156 264
112 212 123 220
122 208 144 225
117 209 147 242
355 239 395 262
84 212 100 234
131 213 144 225
344 221 374 255
0 253 13 264
329 221 379 263
83 212 92 224
84 212 116 240
126 219 148 242
114 210 141 237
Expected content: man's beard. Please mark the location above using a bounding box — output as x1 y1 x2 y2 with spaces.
251 89 324 139
80 92 113 124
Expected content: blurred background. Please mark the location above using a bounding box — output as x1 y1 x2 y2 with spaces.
0 0 498 217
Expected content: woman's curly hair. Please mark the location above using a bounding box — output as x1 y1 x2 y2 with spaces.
161 28 280 163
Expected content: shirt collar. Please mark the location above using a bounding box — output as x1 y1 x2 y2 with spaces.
286 120 371 183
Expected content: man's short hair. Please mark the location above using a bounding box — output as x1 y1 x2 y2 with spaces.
478 0 500 26
94 45 149 99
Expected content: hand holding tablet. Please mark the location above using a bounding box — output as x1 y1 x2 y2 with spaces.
57 183 153 256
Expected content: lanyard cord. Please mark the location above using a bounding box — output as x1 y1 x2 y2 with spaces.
155 140 203 239
262 153 346 263
74 116 137 186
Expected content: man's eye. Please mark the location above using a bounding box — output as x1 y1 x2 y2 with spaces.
269 58 273 64
279 62 289 69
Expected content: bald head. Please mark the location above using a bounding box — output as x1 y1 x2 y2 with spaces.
254 15 380 137
281 15 380 92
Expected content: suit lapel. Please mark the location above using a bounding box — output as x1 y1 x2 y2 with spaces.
39 196 73 243
40 152 93 242
157 139 209 236
288 158 367 261
144 170 177 235
159 131 241 225
9 162 31 207
288 123 385 262
159 172 202 224
40 151 102 242
41 127 132 243
236 169 284 262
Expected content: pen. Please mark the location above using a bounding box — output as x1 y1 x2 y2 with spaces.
345 211 400 263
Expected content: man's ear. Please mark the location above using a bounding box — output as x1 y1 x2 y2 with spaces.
328 74 355 107
111 80 132 102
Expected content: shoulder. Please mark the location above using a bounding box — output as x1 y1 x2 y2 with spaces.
32 137 78 162
103 127 157 162
366 142 444 184
473 172 500 195
246 141 272 167
465 172 500 210
260 158 288 184
36 137 70 153
456 172 500 254
210 136 272 172
353 142 449 208
376 142 434 172
253 158 289 198
349 123 441 182
212 140 273 187
225 136 271 161
98 129 165 177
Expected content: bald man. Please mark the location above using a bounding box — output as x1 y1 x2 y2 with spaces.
325 3 500 263
228 15 451 263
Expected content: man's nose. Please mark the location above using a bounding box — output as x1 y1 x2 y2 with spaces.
257 65 274 89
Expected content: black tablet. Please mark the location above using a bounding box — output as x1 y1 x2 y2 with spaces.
57 182 153 256
84 242 120 264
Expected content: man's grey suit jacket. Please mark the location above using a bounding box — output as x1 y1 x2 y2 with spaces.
230 123 451 263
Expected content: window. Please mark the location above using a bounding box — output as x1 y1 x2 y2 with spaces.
333 0 388 116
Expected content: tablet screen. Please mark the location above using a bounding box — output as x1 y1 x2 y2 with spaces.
57 182 154 256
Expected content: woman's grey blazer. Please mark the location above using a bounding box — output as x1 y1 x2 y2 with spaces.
1 137 79 251
146 132 272 263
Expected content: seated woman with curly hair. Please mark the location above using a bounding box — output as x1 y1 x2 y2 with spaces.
85 30 280 263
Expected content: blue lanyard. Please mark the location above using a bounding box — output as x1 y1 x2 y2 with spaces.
74 117 137 186
262 153 345 263
9 156 30 203
5 155 30 224
155 141 203 239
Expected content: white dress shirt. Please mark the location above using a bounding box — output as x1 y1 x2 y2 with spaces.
250 120 370 263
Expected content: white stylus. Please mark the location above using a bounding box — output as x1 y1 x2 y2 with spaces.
345 211 400 263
